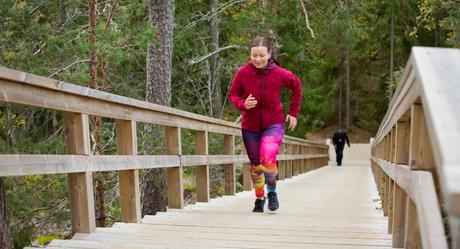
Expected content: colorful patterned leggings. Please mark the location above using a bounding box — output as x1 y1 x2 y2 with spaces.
242 123 285 198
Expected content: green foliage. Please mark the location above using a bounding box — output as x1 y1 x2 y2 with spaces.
36 233 60 245
1 0 459 247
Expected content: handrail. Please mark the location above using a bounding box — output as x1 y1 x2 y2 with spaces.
0 66 329 235
371 47 460 249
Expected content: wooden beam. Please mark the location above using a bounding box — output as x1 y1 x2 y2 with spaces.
384 174 389 217
395 120 410 165
392 183 407 248
64 112 95 233
241 147 252 191
286 144 292 178
116 120 140 223
388 178 394 234
411 171 448 249
409 104 434 170
165 126 183 209
195 131 209 202
223 135 236 196
278 143 285 180
404 197 421 249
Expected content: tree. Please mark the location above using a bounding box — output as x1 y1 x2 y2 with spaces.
209 0 222 119
0 179 12 249
142 0 175 215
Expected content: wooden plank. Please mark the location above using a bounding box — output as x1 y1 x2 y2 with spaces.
375 161 448 248
242 163 252 191
64 112 95 233
278 143 286 180
371 157 395 180
404 197 421 249
223 134 236 196
165 126 183 209
394 164 411 195
388 179 394 234
411 171 448 249
286 144 292 178
395 121 410 165
383 174 389 217
390 127 396 163
409 104 435 171
241 147 252 191
0 155 180 176
116 120 140 223
195 131 209 202
0 78 241 136
452 216 460 249
392 184 407 248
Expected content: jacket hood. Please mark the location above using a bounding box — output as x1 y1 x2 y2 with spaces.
247 58 279 75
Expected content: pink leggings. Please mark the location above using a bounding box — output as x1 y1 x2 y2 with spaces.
242 123 284 198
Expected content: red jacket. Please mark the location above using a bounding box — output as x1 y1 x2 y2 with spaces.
228 60 302 132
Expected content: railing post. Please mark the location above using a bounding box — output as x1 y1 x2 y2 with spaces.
388 178 394 234
311 146 315 169
405 197 422 248
452 216 460 249
393 184 407 248
165 126 183 209
224 134 236 196
293 144 299 176
384 174 389 217
395 120 410 165
195 131 209 202
278 143 285 180
64 112 96 233
301 145 307 173
242 147 252 191
116 119 140 223
286 144 292 178
409 104 434 171
392 120 410 247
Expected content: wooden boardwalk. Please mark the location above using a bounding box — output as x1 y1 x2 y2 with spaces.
36 146 392 249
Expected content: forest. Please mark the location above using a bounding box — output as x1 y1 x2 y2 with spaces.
0 0 459 248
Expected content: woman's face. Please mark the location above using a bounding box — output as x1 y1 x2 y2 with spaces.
250 46 271 69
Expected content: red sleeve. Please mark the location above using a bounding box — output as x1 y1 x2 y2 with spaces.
228 68 246 111
283 70 302 118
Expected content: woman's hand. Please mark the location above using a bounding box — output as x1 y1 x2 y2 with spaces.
244 94 257 109
285 114 297 130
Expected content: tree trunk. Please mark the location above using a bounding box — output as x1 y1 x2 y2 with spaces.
434 0 440 46
389 4 394 92
338 57 343 128
58 0 66 26
143 0 175 215
89 0 106 227
345 49 350 131
0 178 12 249
209 0 222 118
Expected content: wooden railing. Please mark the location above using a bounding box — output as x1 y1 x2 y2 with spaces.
371 47 460 249
0 66 329 234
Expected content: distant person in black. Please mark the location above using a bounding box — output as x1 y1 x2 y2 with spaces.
332 127 350 166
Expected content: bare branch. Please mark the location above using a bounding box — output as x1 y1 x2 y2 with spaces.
300 0 316 39
33 41 47 55
182 0 245 31
48 59 90 78
187 45 246 65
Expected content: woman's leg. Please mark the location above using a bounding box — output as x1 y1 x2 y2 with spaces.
241 129 265 199
260 123 285 193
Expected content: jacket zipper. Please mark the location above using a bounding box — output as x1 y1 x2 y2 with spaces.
259 79 263 131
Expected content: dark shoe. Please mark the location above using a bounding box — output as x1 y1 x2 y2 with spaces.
253 198 265 212
267 192 279 211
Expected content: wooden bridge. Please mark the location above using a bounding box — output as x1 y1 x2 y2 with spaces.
0 47 459 249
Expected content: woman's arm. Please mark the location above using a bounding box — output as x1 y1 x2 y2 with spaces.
284 71 302 118
228 69 247 111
